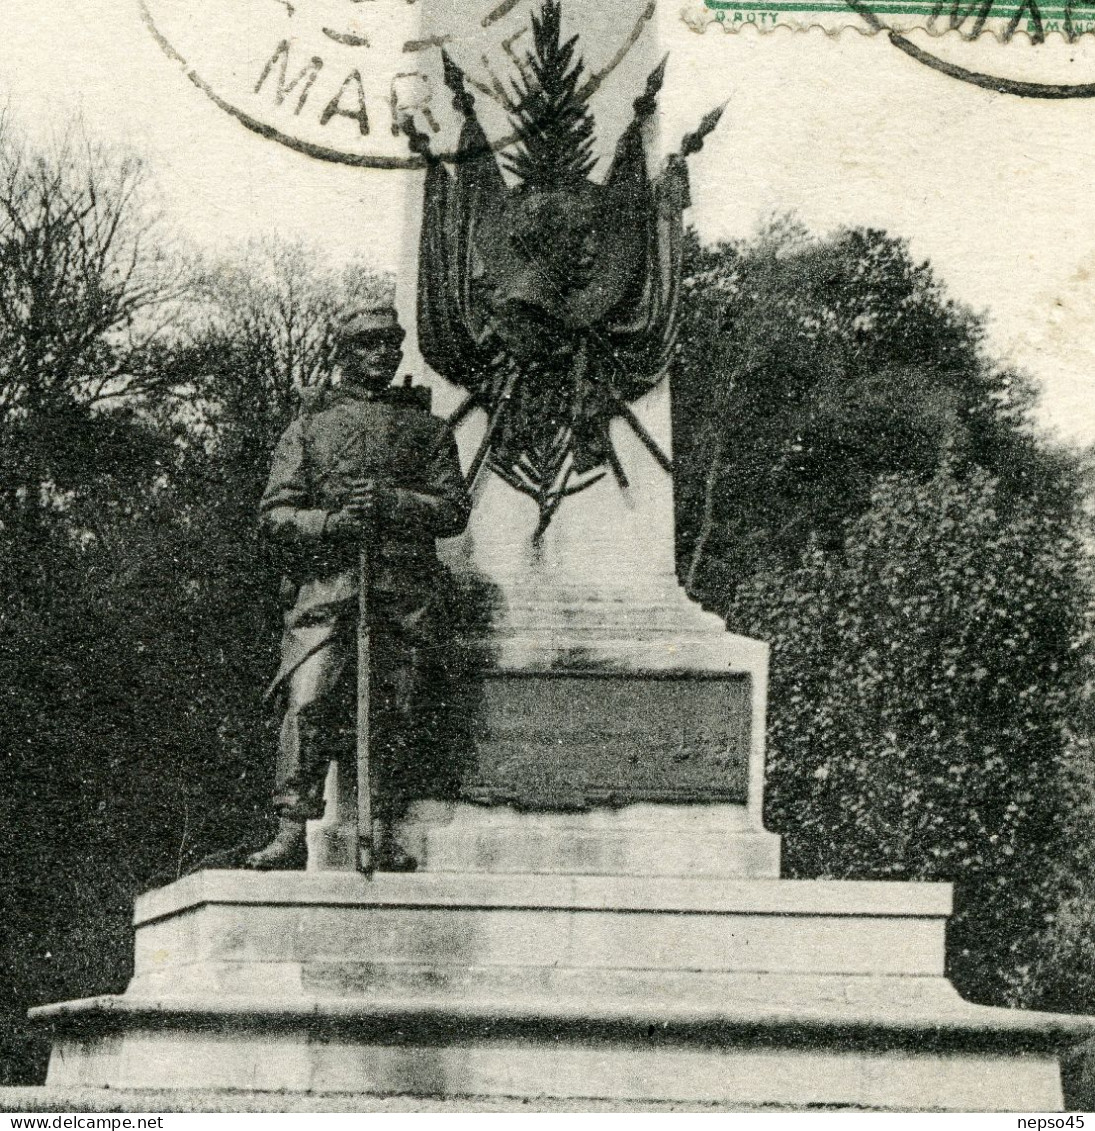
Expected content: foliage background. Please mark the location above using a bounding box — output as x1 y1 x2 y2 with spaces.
0 123 388 1081
3 125 1095 1085
673 221 1095 1012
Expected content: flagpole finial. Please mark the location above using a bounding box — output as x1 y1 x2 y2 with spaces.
441 50 476 116
634 55 669 118
399 113 435 161
681 101 728 157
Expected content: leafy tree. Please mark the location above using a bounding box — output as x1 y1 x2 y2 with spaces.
190 239 387 455
671 217 1095 1008
672 220 1063 609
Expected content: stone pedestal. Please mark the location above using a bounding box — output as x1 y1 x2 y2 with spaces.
419 804 780 879
29 869 1095 1109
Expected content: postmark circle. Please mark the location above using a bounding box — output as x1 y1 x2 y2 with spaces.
845 0 1095 98
138 0 657 168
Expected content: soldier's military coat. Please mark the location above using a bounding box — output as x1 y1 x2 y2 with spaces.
261 384 471 694
259 382 470 820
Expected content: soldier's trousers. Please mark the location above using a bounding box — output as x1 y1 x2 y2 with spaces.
272 601 425 824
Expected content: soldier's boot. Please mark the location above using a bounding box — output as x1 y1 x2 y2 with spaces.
245 818 307 871
374 818 417 873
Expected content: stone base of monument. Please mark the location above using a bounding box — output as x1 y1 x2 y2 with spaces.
29 858 1095 1110
25 609 1095 1110
25 617 1095 1112
414 802 782 878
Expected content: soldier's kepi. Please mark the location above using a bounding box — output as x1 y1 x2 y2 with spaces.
248 305 471 873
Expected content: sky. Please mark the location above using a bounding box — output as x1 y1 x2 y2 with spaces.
4 0 1095 443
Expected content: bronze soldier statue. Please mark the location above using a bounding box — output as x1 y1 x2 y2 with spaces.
247 305 471 873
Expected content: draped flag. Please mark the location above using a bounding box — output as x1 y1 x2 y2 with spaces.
407 0 723 536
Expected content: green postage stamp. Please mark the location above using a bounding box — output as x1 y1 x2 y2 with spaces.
686 0 1095 38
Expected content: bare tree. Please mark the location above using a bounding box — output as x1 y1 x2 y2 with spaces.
190 238 391 467
0 116 192 508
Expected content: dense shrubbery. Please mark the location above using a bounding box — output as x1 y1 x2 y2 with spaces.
726 466 1094 1004
674 220 1095 1011
0 456 278 1081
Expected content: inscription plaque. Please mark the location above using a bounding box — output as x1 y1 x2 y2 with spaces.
461 671 751 810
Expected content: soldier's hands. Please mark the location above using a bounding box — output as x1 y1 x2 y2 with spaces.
325 479 394 541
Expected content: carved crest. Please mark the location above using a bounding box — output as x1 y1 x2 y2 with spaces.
405 0 723 536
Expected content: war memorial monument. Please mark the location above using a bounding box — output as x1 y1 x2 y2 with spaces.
23 0 1095 1111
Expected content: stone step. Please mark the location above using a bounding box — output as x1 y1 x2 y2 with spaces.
129 871 951 989
0 1087 820 1113
131 958 964 1005
30 870 1095 1110
420 817 781 877
31 990 1094 1109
